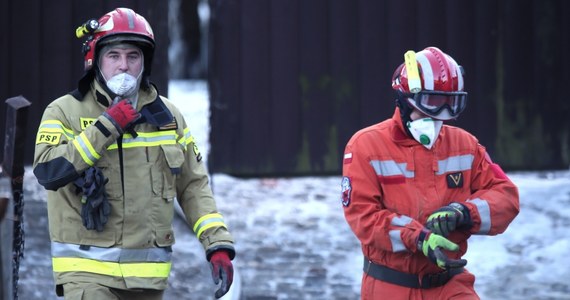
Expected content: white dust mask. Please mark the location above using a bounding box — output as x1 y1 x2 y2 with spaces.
106 72 139 97
406 118 443 149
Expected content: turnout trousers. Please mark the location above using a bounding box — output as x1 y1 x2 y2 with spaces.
62 282 165 300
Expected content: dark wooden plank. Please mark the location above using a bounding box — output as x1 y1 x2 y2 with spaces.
358 0 392 127
239 0 271 174
298 0 331 173
330 0 360 170
270 0 302 173
208 0 243 173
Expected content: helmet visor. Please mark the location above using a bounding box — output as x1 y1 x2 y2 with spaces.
413 91 467 117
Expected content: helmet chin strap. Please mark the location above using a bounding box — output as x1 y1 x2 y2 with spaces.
95 70 119 102
396 92 415 138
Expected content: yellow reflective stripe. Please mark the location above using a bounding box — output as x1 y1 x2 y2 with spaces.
79 132 101 160
72 132 100 166
121 262 172 277
39 120 74 139
107 131 179 150
193 213 227 239
53 257 121 276
72 140 94 166
178 128 192 150
52 257 171 278
196 222 226 239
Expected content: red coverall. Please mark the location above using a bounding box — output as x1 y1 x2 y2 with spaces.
342 108 519 299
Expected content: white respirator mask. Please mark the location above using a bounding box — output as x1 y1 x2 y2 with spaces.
406 118 443 149
106 72 140 98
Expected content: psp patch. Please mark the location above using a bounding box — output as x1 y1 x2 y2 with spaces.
80 117 97 130
341 176 352 207
447 172 464 188
36 132 61 145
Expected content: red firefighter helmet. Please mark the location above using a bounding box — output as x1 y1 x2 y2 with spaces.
392 47 467 120
78 8 155 74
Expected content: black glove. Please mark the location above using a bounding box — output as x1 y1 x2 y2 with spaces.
426 202 471 237
75 167 110 232
417 229 467 269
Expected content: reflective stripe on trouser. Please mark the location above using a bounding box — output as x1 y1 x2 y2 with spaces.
51 242 172 278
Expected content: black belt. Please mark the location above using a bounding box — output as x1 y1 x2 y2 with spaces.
363 259 464 289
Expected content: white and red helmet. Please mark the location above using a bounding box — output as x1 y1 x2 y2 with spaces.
79 8 155 75
392 47 467 120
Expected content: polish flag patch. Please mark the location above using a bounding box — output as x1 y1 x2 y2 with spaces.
343 152 353 164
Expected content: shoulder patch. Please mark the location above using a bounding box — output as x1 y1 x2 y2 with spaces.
80 118 97 130
341 176 352 207
193 141 202 162
446 172 464 188
36 132 61 145
343 152 353 164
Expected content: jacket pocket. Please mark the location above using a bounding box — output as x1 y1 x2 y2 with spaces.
155 227 175 247
158 145 185 200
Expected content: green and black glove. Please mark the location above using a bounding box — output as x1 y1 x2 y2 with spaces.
426 202 471 237
417 229 467 269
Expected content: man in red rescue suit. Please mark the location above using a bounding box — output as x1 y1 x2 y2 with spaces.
33 8 234 299
341 47 519 299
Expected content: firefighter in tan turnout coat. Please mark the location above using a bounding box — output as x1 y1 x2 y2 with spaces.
33 8 234 299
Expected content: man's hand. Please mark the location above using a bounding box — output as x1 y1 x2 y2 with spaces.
417 229 467 269
426 202 471 236
210 250 234 298
103 99 140 133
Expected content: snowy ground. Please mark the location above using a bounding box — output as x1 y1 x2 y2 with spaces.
15 80 570 300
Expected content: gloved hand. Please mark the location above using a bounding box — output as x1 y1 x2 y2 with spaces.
209 250 234 299
103 99 141 133
417 229 467 269
426 202 471 237
74 167 110 232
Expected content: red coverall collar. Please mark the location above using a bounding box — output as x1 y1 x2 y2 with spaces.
390 107 418 146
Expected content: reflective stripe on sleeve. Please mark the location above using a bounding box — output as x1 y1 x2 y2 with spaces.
72 132 100 166
391 215 413 227
193 213 227 239
436 154 474 175
389 216 412 252
389 230 406 252
467 198 491 234
178 127 193 151
38 120 75 139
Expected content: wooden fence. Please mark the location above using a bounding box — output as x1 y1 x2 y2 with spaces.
208 0 570 176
